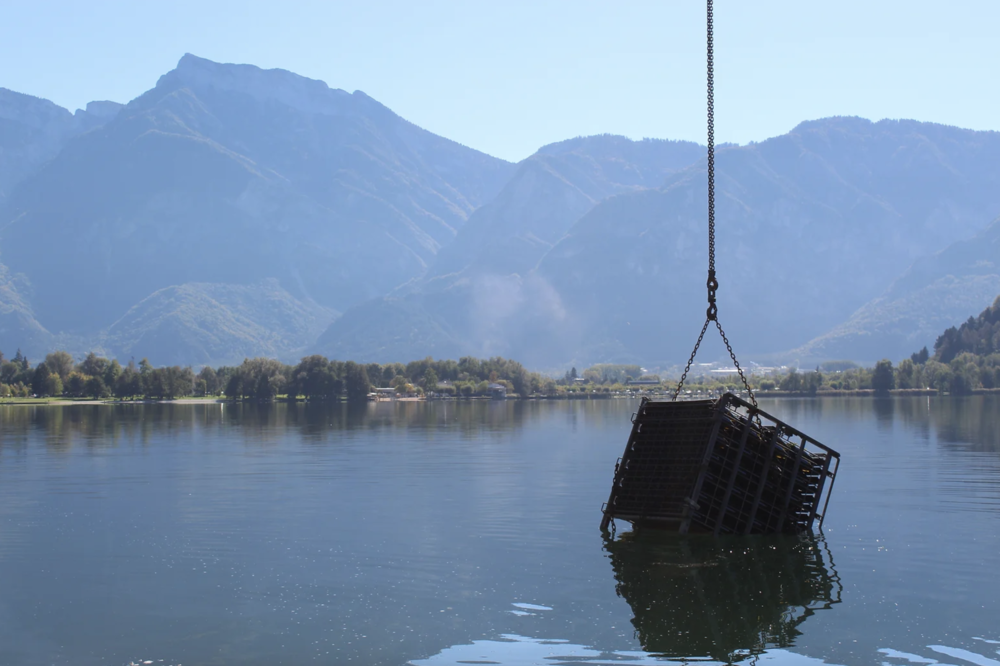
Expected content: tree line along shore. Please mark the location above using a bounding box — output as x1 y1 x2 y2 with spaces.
2 298 1000 403
0 352 614 402
2 343 1000 405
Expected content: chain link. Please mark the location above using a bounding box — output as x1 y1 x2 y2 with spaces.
672 0 757 407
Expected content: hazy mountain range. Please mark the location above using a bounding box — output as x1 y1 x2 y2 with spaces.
2 54 1000 368
794 215 1000 362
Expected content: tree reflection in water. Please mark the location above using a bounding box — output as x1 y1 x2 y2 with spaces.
604 531 841 664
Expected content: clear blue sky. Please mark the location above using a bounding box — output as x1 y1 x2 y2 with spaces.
1 0 996 162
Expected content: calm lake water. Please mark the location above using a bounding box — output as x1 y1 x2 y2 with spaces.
1 397 999 666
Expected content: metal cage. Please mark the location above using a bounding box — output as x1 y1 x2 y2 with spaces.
601 393 840 535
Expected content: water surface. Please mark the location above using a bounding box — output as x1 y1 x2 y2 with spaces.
1 397 998 665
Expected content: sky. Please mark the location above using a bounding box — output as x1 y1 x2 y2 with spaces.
1 0 997 162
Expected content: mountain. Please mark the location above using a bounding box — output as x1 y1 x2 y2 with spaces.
0 88 121 202
0 54 513 347
794 216 1000 363
0 262 51 358
6 58 1000 370
316 135 705 362
423 135 704 282
321 117 1000 366
103 280 336 366
532 118 1000 365
0 90 121 358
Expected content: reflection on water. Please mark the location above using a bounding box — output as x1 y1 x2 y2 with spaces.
924 396 1000 453
413 636 1000 666
759 394 1000 455
0 401 542 450
881 640 1000 666
413 532 844 666
2 397 1000 666
410 633 838 665
410 631 619 666
872 396 895 430
604 532 840 664
4 395 1000 453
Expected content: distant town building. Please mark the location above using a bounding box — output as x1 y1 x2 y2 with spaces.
488 383 507 399
373 387 397 400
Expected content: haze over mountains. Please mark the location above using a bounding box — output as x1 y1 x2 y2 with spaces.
2 55 1000 368
795 215 1000 362
0 88 122 204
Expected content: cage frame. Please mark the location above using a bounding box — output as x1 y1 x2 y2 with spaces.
601 393 840 535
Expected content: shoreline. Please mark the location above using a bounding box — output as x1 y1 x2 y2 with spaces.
0 398 226 406
4 387 1000 407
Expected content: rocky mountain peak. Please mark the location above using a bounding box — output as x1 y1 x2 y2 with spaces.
78 100 123 120
0 87 72 127
159 53 354 116
71 100 124 133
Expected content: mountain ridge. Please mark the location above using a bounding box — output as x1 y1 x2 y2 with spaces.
0 54 514 350
316 135 708 364
3 57 1000 368
104 280 337 366
0 87 123 202
322 116 1000 366
793 216 1000 363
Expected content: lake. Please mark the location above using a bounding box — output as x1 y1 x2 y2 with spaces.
1 397 998 666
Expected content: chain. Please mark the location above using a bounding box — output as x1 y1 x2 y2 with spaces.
716 319 757 408
672 319 709 400
706 0 718 322
671 0 757 407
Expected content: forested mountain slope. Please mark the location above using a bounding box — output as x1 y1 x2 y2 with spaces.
794 216 1000 363
0 88 121 203
423 135 704 282
322 118 1000 366
4 57 1000 369
0 55 513 364
0 263 51 358
0 90 124 356
932 294 1000 363
316 135 706 362
103 280 336 367
531 118 1000 365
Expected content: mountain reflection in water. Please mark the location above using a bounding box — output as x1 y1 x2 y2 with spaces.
605 532 840 664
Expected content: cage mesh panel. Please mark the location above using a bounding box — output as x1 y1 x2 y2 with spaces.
604 394 838 535
609 400 716 525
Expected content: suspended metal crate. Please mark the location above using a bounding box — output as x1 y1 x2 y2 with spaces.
600 393 840 535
